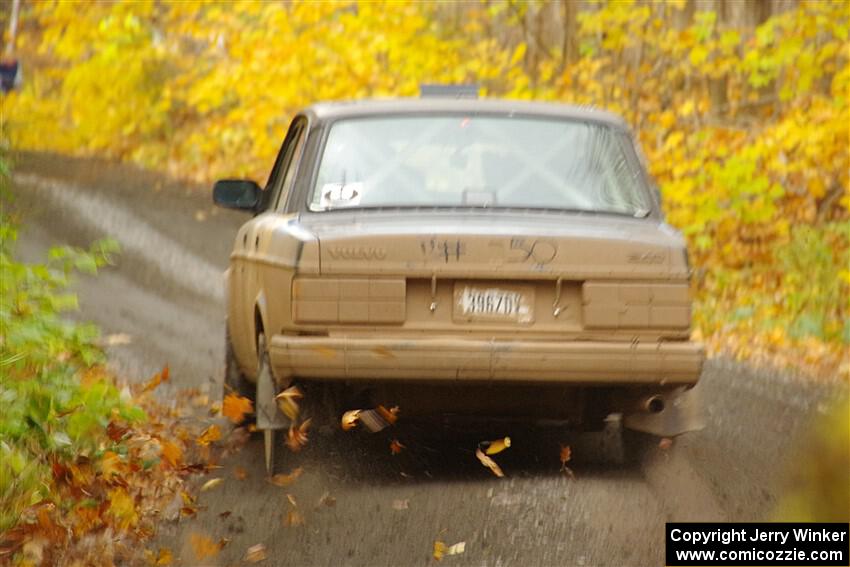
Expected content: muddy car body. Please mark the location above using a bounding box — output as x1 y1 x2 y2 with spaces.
214 98 704 470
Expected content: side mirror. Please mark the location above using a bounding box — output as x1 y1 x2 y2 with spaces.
213 179 261 211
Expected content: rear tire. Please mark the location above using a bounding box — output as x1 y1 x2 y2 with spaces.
223 325 255 403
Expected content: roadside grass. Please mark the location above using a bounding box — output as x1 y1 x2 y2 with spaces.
0 158 225 565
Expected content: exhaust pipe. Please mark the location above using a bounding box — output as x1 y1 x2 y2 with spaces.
643 395 665 414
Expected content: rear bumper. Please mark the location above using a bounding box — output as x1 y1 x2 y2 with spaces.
268 335 704 384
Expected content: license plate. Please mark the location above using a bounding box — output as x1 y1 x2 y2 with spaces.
454 284 534 324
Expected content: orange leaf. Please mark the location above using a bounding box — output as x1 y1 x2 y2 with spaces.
389 439 405 455
222 393 253 424
559 445 572 468
475 448 504 478
190 533 221 561
234 466 248 480
160 440 183 467
269 467 303 487
376 405 399 426
142 365 170 393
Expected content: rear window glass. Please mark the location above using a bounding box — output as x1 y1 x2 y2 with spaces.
310 115 651 216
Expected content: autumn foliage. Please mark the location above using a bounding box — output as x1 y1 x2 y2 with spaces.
2 0 848 375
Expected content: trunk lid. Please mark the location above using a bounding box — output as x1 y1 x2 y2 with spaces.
299 210 688 280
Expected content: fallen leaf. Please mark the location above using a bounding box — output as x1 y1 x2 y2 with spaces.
154 547 173 565
433 540 446 561
392 499 409 510
317 492 336 507
483 437 511 455
222 393 253 424
234 466 248 480
99 450 124 479
475 448 505 478
245 543 267 563
447 542 466 556
389 439 406 455
190 533 221 560
194 210 207 222
275 386 303 421
658 437 674 450
219 511 232 520
142 365 170 393
284 509 304 527
269 467 303 487
341 409 361 431
197 424 222 447
285 419 311 452
200 478 223 492
108 487 139 530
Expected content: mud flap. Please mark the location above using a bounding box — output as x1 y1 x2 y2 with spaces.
256 365 289 431
623 385 705 437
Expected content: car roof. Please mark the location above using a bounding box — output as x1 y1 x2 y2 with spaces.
303 98 628 129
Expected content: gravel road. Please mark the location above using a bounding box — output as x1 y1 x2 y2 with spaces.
9 152 848 567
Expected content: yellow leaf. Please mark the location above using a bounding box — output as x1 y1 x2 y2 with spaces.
275 385 303 421
190 533 221 561
107 487 138 531
484 437 511 455
285 419 311 452
197 424 222 446
341 409 361 431
201 478 224 492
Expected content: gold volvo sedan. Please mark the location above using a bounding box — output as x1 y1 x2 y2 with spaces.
213 96 704 472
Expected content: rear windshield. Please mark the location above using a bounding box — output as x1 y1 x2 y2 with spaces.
310 115 652 216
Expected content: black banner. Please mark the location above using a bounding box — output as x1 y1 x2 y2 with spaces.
666 523 849 566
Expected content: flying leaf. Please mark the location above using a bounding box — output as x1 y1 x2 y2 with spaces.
275 386 303 421
269 467 303 487
200 478 223 492
285 419 311 452
389 439 406 455
190 533 221 560
197 424 222 446
560 444 575 478
142 365 170 393
446 542 466 556
341 409 361 431
475 448 504 478
284 509 305 527
160 439 183 467
234 466 248 480
222 393 253 424
376 404 400 425
559 445 572 468
483 437 511 455
245 543 268 563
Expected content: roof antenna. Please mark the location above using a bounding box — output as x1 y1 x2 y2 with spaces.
420 84 479 99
